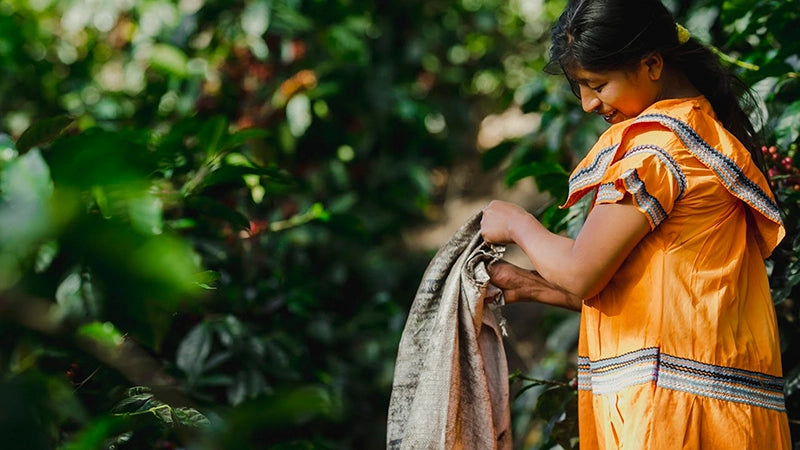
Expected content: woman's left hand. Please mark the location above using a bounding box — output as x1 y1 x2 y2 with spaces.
480 200 530 244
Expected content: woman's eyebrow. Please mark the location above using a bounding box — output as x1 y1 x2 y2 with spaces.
575 76 604 85
568 74 602 86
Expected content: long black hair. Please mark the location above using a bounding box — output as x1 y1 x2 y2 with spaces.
547 0 766 172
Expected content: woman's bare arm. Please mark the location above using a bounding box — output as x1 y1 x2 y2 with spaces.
481 199 650 300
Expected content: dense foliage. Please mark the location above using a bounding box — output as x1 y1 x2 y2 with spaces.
0 0 797 449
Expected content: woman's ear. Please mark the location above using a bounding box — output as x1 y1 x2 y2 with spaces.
642 53 664 81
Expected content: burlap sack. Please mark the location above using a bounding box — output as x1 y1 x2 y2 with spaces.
387 211 512 449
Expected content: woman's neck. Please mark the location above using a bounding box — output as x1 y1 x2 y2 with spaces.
658 68 702 101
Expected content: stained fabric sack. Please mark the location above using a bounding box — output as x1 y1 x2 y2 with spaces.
387 211 512 450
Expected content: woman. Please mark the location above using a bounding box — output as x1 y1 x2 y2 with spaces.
480 0 792 447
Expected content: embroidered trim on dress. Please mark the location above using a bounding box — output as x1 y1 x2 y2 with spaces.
579 347 660 395
577 356 592 391
596 183 623 203
567 144 619 194
621 169 668 226
658 353 786 412
635 113 781 223
622 144 687 199
577 348 786 412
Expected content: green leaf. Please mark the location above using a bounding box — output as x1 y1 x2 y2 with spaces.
775 100 800 149
253 386 332 426
152 403 173 425
215 315 247 346
15 115 74 154
198 164 292 192
784 360 800 397
0 150 55 261
149 43 189 78
550 392 578 450
505 160 569 188
480 140 516 170
544 114 568 152
539 204 571 234
111 393 154 414
61 416 128 450
226 369 268 405
127 233 205 298
198 116 229 157
684 5 720 44
193 270 220 290
185 196 251 230
222 128 270 151
202 350 232 372
76 321 125 348
534 385 570 418
271 1 313 33
173 407 211 428
227 373 248 406
1 149 53 204
176 322 212 380
721 0 756 22
195 373 235 387
126 386 152 397
128 193 164 235
0 133 16 155
751 77 780 103
47 128 153 189
34 240 59 273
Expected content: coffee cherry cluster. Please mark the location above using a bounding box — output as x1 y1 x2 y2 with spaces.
762 145 800 191
65 362 80 382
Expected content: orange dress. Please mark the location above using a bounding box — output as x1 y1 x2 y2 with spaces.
562 96 791 449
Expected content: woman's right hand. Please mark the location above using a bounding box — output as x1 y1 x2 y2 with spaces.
480 200 531 245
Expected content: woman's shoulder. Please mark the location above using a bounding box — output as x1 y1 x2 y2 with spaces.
626 96 755 165
642 96 711 119
613 95 743 160
590 97 709 149
625 96 712 138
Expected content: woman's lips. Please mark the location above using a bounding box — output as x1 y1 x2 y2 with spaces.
601 111 615 123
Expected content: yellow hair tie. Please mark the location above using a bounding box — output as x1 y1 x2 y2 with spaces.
676 24 691 44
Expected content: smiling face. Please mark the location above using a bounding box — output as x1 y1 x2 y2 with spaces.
568 56 664 124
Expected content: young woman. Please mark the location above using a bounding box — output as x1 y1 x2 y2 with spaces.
480 0 792 448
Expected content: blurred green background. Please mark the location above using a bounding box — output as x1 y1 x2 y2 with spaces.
0 0 798 448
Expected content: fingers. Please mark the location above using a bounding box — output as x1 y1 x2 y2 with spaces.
487 260 526 289
480 201 519 244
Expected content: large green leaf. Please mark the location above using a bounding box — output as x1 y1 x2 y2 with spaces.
47 128 154 189
14 115 74 154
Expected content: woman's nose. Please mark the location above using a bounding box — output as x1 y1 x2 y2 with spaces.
579 86 601 113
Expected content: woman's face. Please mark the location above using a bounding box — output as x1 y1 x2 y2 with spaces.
569 58 661 125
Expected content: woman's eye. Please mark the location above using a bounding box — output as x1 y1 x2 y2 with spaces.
590 84 606 93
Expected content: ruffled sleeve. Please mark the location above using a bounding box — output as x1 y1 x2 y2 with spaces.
594 145 686 229
560 125 623 209
560 121 686 230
